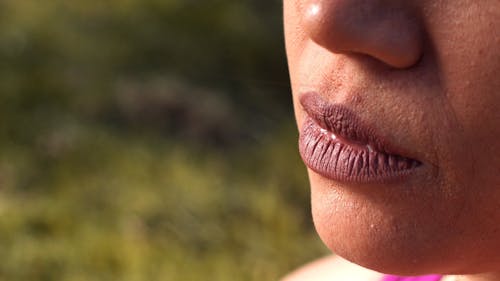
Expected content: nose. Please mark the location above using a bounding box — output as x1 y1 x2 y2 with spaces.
303 0 424 69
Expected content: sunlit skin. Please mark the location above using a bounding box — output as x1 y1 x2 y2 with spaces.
283 0 500 280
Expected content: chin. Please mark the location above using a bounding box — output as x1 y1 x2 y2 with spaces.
307 170 469 276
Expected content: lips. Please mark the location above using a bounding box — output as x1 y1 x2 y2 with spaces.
299 92 421 183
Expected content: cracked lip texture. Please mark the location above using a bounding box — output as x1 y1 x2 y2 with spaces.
298 92 421 183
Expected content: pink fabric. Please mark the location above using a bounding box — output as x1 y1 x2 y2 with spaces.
382 275 442 281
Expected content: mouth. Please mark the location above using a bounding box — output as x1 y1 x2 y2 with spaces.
299 92 422 183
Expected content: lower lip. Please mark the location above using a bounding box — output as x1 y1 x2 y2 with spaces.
299 118 421 183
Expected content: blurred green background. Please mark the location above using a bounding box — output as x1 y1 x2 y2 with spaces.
0 0 328 280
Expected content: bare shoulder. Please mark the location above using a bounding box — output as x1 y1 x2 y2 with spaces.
281 255 384 281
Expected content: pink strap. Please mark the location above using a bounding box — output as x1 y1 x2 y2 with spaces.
382 275 442 281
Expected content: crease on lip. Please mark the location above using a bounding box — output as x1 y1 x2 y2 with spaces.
299 91 417 159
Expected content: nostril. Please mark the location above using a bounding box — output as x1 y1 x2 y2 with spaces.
302 0 424 69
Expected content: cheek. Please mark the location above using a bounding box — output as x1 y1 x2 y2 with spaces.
429 1 500 207
426 0 500 136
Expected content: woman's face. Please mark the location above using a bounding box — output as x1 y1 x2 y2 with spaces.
284 0 500 275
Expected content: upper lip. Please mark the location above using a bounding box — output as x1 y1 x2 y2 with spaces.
300 92 416 158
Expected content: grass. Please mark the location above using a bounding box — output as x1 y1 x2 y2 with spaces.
0 121 329 281
0 1 328 279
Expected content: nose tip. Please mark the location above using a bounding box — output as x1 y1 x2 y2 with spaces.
302 0 424 69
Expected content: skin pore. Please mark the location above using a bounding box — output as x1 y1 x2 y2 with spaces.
283 0 500 280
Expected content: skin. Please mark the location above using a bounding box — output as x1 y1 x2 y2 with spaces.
283 0 500 280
